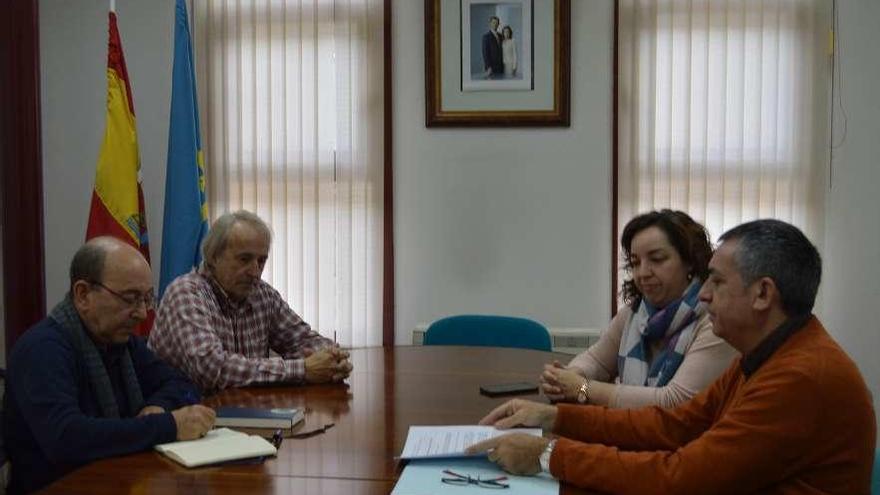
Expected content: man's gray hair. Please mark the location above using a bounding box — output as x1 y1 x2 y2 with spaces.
719 219 821 316
201 210 273 268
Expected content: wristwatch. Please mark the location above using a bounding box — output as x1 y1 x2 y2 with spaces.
576 379 591 404
539 439 557 473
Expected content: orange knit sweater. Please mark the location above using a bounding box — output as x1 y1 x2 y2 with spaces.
549 317 876 494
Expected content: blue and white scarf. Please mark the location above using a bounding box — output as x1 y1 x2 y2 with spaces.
617 279 705 387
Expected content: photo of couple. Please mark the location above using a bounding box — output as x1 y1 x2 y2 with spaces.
481 15 518 79
462 0 532 92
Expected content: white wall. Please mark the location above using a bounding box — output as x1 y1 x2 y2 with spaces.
40 0 173 305
820 0 880 422
392 1 615 344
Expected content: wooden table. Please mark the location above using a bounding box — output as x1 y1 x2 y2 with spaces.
41 346 588 494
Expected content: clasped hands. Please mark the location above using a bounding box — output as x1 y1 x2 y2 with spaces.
465 399 558 476
304 346 353 384
540 360 586 402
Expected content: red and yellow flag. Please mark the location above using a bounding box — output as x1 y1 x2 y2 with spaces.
86 12 153 335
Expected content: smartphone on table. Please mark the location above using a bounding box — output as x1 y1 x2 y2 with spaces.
479 381 539 397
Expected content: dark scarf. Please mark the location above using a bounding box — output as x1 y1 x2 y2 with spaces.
49 295 144 418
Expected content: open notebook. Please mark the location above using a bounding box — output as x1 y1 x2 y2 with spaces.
155 428 278 468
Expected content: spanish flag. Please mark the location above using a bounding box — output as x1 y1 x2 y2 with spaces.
86 11 154 335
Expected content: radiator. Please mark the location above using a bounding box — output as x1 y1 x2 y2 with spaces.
410 323 601 355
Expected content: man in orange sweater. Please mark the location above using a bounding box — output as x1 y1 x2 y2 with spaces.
468 219 876 494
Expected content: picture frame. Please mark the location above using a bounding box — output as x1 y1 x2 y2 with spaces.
425 0 570 127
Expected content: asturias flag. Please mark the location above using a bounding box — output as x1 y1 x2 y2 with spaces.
159 0 209 299
86 11 154 336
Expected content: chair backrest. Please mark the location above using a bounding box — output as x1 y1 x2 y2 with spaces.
872 447 879 495
423 315 552 352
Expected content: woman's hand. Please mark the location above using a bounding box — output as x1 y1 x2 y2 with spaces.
540 361 587 403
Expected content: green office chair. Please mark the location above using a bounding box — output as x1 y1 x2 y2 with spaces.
423 314 552 352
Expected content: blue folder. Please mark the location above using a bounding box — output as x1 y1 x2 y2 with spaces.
391 457 558 495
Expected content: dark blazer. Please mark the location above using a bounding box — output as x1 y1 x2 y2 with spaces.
481 30 504 76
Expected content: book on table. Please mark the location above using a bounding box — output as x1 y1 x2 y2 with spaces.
155 428 278 468
214 406 304 429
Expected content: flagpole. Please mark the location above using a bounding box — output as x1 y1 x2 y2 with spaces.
110 0 116 13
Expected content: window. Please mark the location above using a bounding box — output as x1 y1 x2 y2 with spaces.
193 0 385 347
617 0 831 268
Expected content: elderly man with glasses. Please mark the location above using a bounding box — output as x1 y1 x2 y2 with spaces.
3 237 216 494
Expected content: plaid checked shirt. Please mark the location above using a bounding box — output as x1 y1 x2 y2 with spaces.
148 270 332 391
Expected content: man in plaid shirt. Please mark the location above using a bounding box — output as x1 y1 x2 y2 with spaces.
149 211 352 391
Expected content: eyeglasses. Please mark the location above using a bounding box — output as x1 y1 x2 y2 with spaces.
92 282 156 310
441 470 509 489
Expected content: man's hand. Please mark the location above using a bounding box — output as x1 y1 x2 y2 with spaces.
136 405 165 417
171 405 216 441
305 346 353 384
328 347 353 381
478 398 558 431
540 361 585 402
466 433 550 475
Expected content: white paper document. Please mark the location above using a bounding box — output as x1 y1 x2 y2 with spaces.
399 425 543 460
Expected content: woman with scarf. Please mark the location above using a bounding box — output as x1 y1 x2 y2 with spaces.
540 210 737 408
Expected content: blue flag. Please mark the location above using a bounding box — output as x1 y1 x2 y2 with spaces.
159 0 208 299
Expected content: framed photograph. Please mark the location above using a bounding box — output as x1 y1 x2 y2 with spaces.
425 0 570 127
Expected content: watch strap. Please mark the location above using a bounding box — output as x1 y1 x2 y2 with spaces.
539 438 557 473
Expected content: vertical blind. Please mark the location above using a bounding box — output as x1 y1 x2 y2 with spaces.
618 0 831 256
192 0 384 347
